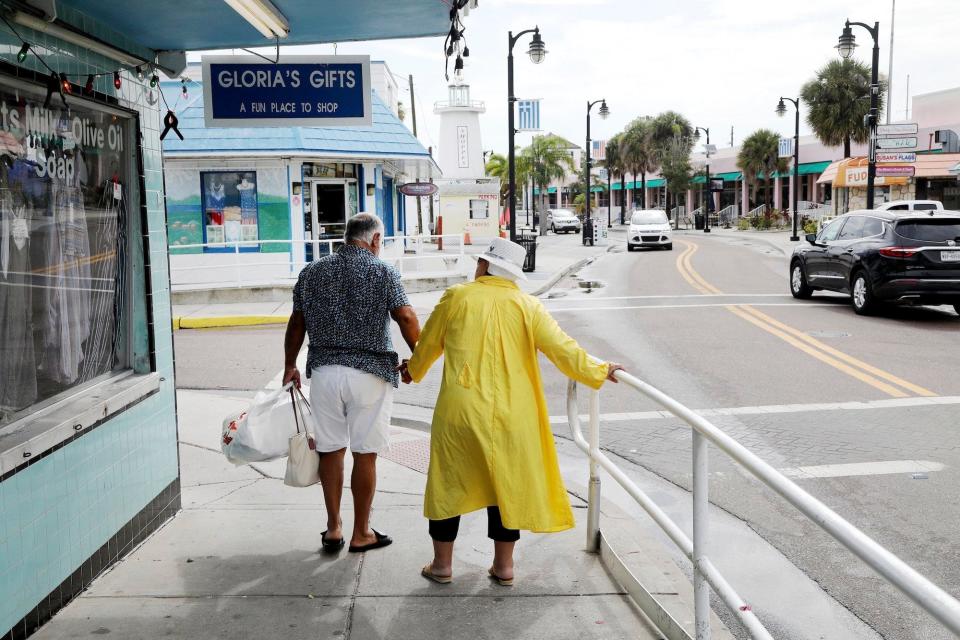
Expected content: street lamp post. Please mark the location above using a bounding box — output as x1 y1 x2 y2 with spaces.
584 98 609 246
837 18 881 210
777 98 801 241
695 126 711 233
507 27 546 242
607 166 612 228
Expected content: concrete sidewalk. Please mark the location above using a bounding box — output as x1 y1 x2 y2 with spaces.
28 389 731 640
172 234 611 330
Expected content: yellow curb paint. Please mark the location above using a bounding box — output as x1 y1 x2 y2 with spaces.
176 315 288 330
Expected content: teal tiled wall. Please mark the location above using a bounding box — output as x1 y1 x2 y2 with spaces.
0 9 179 637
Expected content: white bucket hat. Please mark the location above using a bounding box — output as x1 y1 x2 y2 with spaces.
478 237 528 281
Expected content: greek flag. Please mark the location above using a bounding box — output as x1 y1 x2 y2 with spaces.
517 99 541 131
779 138 794 158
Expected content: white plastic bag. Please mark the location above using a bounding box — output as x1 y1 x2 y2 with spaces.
221 383 304 464
284 387 320 487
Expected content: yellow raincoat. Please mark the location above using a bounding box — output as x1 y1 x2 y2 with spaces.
407 276 609 532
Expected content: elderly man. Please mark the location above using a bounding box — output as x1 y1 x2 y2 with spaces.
401 238 624 585
284 213 420 553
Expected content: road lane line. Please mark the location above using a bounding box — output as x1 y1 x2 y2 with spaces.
738 305 938 397
675 241 712 294
546 293 796 301
726 304 909 398
779 460 946 480
547 395 960 425
548 303 839 312
676 237 936 399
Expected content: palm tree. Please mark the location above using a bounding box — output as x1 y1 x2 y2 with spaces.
737 129 789 210
603 134 628 224
484 152 508 200
526 134 575 220
801 58 886 158
659 136 694 211
621 117 657 210
649 111 694 218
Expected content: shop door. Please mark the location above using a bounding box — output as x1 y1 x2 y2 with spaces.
307 182 347 260
382 176 395 237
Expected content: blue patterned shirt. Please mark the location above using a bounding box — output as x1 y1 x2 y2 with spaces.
293 244 410 387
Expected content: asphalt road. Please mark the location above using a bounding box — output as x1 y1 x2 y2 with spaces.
173 229 960 639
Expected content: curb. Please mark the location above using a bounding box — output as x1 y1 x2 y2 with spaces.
529 244 618 298
173 314 288 331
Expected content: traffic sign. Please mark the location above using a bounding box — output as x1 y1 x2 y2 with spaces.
877 122 918 136
876 137 917 150
876 151 917 163
876 165 915 177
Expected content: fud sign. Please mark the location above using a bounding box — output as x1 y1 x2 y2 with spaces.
202 55 372 128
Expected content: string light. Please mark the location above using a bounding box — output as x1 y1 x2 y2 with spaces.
181 78 188 98
113 71 122 90
16 42 29 63
85 74 95 94
60 72 72 94
149 73 159 88
135 65 144 81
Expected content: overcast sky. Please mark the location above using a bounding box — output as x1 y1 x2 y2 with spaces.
220 0 959 157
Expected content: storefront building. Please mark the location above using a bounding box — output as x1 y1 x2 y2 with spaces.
161 80 438 288
817 153 960 212
0 2 461 638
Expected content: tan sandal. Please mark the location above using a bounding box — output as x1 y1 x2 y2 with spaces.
488 567 514 586
421 564 452 584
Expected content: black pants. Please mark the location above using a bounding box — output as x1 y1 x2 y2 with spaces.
429 506 520 543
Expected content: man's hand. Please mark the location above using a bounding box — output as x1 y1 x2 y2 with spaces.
396 359 413 384
283 366 302 389
606 363 625 383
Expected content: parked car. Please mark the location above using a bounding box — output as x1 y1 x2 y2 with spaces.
789 210 960 315
547 209 582 234
877 200 945 212
628 210 673 251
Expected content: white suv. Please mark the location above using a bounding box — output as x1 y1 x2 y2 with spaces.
628 210 673 251
877 200 944 212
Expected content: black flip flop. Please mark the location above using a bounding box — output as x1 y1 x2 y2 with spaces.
320 531 345 553
348 529 393 553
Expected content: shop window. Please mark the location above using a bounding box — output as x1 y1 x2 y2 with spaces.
0 75 137 430
200 171 258 250
469 199 489 219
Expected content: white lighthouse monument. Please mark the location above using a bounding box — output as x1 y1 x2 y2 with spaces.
433 80 500 240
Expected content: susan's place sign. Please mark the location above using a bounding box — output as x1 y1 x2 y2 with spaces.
202 55 372 127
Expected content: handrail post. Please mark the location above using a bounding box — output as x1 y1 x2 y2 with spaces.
692 429 711 639
586 388 601 552
233 242 242 288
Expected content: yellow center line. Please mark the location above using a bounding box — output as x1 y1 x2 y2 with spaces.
737 305 937 397
673 238 935 399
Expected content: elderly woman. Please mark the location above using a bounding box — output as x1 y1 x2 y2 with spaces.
400 238 623 585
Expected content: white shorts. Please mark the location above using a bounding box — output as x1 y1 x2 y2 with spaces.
308 365 393 454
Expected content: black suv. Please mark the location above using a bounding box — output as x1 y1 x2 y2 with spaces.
790 210 960 315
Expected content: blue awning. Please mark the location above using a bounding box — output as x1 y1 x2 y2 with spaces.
59 0 452 51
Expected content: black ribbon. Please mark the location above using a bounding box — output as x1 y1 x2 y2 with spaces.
160 110 183 141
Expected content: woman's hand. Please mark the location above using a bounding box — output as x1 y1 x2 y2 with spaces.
606 363 625 383
396 359 413 384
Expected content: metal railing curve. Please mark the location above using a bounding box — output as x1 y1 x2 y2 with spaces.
566 368 960 640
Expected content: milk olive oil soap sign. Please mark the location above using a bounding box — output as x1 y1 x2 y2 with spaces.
202 55 371 127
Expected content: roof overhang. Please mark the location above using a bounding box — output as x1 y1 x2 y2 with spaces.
165 150 441 179
55 0 454 52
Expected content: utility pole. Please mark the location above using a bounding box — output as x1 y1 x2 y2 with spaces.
730 126 734 147
428 146 435 230
408 74 424 235
886 0 895 124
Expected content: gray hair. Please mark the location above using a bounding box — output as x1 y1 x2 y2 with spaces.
344 213 384 245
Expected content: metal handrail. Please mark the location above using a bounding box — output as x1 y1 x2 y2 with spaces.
748 204 768 217
567 369 960 639
168 234 466 288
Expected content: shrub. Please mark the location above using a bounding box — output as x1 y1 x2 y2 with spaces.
803 219 819 235
737 218 751 231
